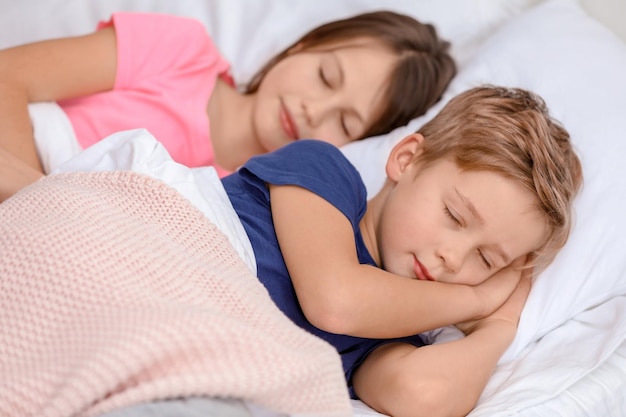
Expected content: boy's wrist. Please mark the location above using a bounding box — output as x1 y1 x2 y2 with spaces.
468 284 497 320
467 318 517 341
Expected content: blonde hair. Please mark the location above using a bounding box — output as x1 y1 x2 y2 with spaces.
416 85 583 270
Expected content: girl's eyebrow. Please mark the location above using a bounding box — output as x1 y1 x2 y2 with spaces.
455 188 511 264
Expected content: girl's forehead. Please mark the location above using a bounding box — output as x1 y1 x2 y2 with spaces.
302 36 392 53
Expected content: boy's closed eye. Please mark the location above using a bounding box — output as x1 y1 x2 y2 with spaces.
444 205 494 270
477 249 493 269
443 205 462 227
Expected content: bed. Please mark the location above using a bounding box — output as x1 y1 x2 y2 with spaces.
1 0 625 416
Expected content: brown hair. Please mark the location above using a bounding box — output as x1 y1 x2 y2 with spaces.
245 11 457 139
416 85 583 270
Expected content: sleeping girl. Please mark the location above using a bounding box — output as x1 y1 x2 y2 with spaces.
0 10 455 180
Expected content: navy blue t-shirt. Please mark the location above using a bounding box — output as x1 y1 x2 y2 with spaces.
222 140 425 395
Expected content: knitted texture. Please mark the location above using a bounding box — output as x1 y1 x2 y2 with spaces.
0 171 351 417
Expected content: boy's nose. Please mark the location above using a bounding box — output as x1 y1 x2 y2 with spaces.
436 245 465 274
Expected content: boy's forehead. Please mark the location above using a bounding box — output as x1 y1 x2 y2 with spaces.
420 160 547 254
459 170 547 251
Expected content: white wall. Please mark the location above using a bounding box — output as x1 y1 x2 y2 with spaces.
580 0 626 42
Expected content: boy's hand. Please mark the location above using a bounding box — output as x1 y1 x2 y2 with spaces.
470 256 528 318
457 266 532 336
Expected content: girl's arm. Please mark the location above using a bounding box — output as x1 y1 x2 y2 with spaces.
270 184 521 338
0 27 117 171
0 147 44 202
352 271 531 417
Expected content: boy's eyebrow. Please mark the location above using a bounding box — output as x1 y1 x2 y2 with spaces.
493 246 511 266
455 188 484 225
455 188 511 265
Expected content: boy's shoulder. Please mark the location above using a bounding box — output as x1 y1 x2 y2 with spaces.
241 139 367 202
280 139 342 157
248 139 352 174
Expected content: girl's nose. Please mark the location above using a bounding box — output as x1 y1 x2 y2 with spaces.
303 96 337 127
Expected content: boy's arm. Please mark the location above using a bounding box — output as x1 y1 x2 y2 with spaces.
0 27 117 171
270 184 521 338
352 272 531 417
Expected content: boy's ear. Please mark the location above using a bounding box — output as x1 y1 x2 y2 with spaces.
385 133 424 181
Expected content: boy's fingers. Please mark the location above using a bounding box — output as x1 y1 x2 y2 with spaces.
474 265 522 314
508 272 532 309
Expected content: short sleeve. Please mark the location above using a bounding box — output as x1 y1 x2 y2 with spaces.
240 140 368 230
100 13 229 91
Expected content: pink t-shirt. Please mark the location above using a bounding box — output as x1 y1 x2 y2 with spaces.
59 13 232 177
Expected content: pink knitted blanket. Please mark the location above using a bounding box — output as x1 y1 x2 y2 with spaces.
0 171 351 417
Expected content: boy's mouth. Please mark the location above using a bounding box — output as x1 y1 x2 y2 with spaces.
413 256 434 281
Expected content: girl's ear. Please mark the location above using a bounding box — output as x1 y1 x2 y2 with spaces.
385 133 425 181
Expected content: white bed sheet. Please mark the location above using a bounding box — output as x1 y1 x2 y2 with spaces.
355 333 626 417
2 1 626 416
352 297 626 417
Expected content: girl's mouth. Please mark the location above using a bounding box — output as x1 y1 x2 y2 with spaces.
279 99 299 140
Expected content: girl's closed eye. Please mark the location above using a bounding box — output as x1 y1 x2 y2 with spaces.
340 114 350 136
319 67 331 87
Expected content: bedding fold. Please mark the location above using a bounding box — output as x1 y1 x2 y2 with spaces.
0 171 351 417
29 101 82 174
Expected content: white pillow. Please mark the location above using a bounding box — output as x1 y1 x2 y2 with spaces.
347 0 626 362
0 0 539 78
488 0 626 361
197 0 541 83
